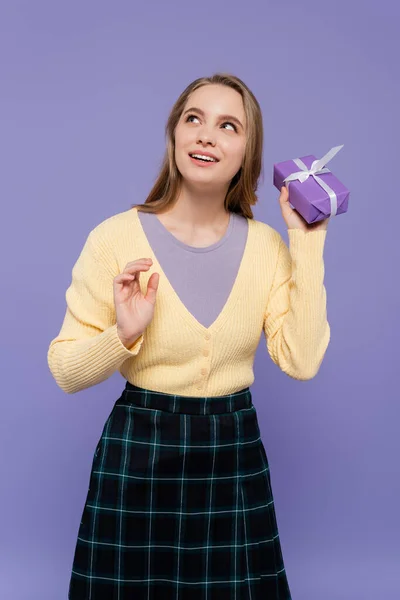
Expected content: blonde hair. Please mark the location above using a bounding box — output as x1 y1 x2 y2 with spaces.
131 73 264 219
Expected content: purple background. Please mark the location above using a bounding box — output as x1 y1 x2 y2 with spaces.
1 2 399 599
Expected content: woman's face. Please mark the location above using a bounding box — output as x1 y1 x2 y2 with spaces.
174 84 246 190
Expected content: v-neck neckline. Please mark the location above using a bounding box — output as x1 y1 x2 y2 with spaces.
131 207 253 335
154 209 234 252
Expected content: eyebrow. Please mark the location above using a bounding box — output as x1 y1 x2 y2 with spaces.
182 107 244 130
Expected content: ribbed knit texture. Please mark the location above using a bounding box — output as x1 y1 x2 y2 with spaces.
47 207 330 395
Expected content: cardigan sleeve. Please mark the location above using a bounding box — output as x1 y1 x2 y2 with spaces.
263 229 330 380
47 229 144 394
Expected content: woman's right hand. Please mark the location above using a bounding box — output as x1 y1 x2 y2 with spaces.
113 258 159 347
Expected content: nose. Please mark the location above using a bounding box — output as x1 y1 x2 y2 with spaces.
197 126 216 147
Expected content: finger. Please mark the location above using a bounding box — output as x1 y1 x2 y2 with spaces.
124 258 153 268
114 273 136 284
125 259 152 266
123 263 151 275
145 272 159 302
279 185 289 201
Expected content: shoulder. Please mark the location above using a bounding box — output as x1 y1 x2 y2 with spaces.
90 207 137 237
248 216 284 251
87 207 138 248
76 208 140 273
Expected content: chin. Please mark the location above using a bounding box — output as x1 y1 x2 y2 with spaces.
183 172 225 190
176 155 238 190
177 163 215 182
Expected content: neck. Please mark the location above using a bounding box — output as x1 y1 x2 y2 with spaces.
165 181 230 227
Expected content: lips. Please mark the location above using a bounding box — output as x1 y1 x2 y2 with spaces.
188 152 220 163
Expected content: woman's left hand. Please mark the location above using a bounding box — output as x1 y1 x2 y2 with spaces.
279 186 329 232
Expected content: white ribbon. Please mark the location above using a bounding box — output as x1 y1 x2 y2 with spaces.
283 144 344 218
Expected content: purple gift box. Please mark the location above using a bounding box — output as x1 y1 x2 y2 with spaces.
273 145 350 224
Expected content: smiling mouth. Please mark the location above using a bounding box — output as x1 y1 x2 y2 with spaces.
188 153 219 163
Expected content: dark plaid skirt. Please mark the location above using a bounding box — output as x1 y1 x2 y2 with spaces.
68 382 292 600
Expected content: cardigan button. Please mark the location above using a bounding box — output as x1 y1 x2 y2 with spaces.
201 368 207 375
203 349 209 357
204 333 211 340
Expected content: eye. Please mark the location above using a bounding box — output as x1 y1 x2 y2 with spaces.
221 121 237 132
186 114 200 124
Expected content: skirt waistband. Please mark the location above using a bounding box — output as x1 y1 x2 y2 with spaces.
120 382 253 415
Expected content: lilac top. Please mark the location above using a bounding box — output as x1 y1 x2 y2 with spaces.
138 210 249 328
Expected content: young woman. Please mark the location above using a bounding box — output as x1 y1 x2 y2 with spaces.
48 73 330 600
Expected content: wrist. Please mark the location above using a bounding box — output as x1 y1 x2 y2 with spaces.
117 327 144 349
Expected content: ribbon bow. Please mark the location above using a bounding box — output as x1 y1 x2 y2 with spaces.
283 144 344 218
